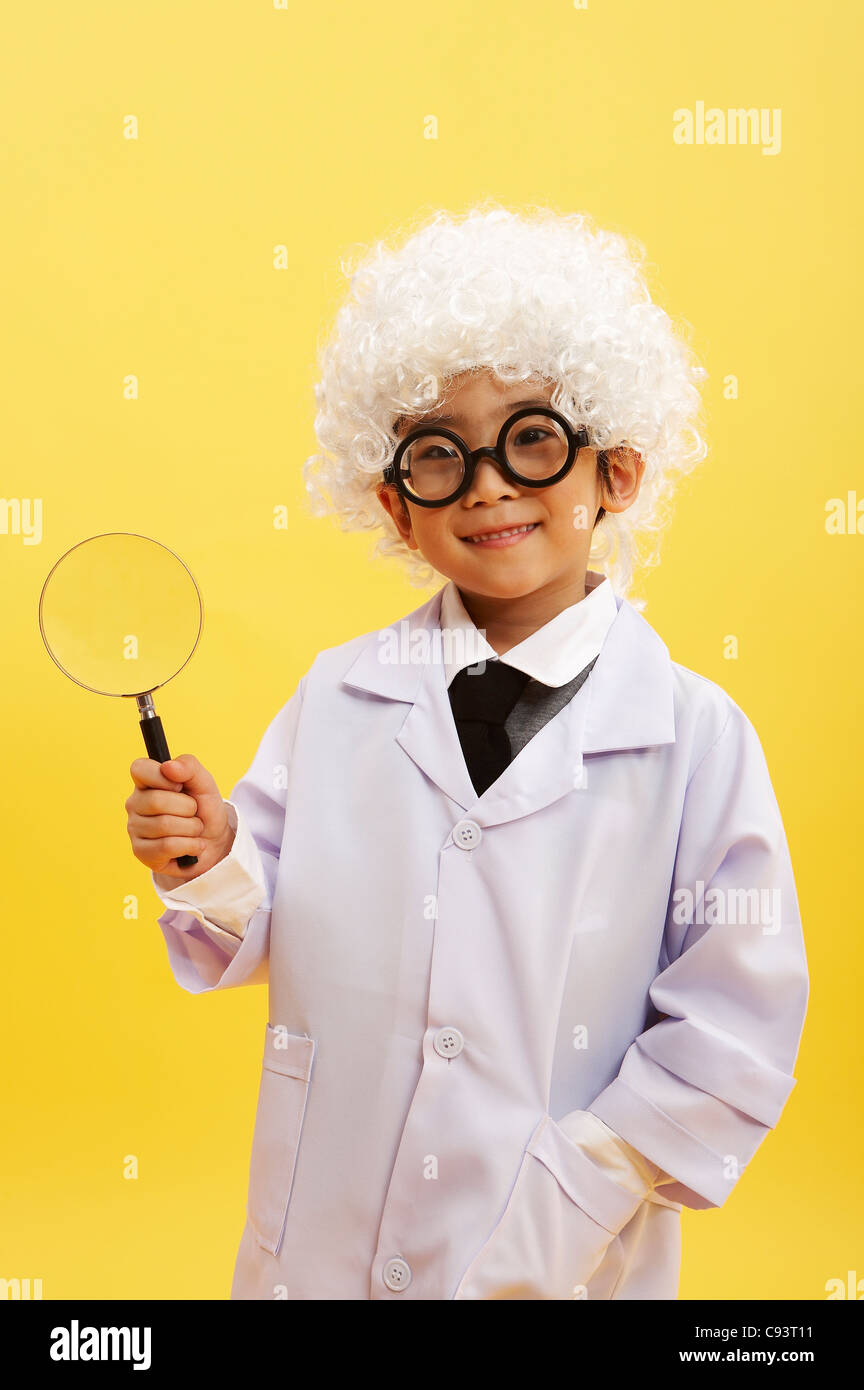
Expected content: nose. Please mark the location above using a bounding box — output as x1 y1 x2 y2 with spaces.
464 446 520 501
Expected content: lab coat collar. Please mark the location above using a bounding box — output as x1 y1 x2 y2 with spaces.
341 584 676 823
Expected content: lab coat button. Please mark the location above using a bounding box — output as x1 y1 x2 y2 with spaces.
453 819 482 849
433 1026 464 1058
382 1257 412 1291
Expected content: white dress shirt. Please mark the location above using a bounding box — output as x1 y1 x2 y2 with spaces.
439 567 618 687
152 567 671 1210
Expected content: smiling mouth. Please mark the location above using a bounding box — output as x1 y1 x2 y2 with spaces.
462 523 539 545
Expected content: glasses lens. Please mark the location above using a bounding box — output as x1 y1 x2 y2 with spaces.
400 434 465 501
504 413 570 480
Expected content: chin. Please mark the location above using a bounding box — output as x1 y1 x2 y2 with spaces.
454 567 542 598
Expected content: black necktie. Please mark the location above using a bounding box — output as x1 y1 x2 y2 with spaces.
448 660 532 797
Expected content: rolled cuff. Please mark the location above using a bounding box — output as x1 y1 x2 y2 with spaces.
151 800 267 945
527 1114 647 1236
589 1059 782 1210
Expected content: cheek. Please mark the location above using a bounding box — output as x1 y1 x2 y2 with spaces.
411 515 453 554
540 493 589 536
555 473 599 530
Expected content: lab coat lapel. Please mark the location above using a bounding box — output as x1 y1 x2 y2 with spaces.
341 586 677 826
341 591 476 810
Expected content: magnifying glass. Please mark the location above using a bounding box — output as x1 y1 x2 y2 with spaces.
38 531 204 868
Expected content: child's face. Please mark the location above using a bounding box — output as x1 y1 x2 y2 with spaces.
377 368 644 607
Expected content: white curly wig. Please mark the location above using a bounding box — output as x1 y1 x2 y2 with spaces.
303 199 709 609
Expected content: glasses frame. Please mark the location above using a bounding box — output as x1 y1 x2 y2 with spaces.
382 405 591 509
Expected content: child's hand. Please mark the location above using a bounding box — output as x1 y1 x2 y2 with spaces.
126 754 234 880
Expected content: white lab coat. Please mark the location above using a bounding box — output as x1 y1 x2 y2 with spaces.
152 584 809 1300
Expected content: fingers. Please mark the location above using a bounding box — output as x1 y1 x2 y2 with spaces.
127 754 224 874
158 754 221 798
128 754 219 799
129 758 178 792
128 812 205 840
125 787 199 818
131 835 207 871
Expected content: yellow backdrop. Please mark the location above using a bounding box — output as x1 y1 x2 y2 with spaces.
1 0 860 1301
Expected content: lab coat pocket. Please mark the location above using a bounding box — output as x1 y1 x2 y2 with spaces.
246 1023 315 1256
453 1115 632 1301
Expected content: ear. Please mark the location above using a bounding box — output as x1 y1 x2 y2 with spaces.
376 484 416 545
598 446 645 513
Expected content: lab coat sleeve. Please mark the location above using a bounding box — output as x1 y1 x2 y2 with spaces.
585 699 809 1213
149 678 306 995
453 1108 673 1298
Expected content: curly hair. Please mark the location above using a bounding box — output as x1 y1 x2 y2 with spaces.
302 199 709 610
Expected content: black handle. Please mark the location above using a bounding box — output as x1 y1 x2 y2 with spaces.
139 713 198 867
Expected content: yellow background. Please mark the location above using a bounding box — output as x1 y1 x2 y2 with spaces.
1 0 860 1300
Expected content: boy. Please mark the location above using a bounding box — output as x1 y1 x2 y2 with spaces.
126 204 809 1299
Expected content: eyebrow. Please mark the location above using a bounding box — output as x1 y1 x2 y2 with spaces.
397 398 552 431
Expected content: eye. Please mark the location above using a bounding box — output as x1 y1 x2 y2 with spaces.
514 427 551 446
411 441 460 462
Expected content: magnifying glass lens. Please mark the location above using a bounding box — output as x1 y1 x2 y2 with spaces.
39 533 201 697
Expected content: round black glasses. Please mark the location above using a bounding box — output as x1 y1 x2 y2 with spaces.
382 406 591 508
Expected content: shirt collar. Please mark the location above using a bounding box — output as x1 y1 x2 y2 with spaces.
438 570 619 688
